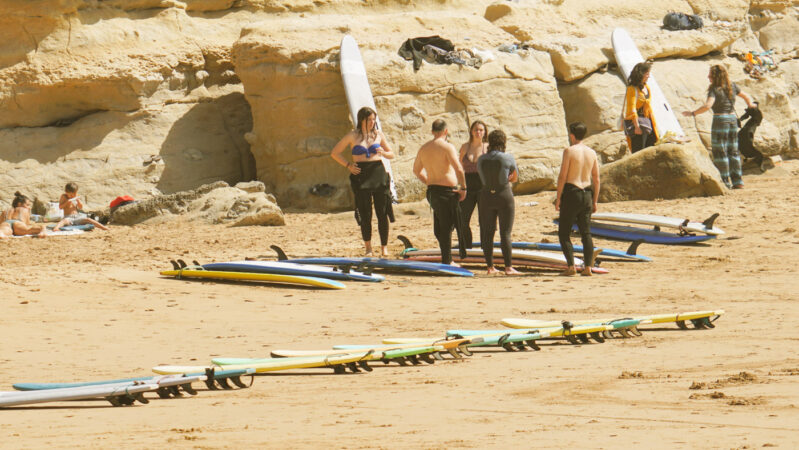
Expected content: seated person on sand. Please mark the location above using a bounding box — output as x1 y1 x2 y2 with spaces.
0 210 13 238
6 192 47 238
53 182 109 231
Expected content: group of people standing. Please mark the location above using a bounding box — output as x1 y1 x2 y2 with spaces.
625 62 755 189
331 107 599 276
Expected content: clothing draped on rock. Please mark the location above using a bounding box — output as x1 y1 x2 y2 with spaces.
398 36 482 71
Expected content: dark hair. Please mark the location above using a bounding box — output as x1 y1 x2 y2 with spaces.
65 182 78 193
708 65 734 100
468 120 488 145
12 191 30 208
432 119 447 133
569 122 587 140
356 107 377 137
628 62 651 90
487 129 506 152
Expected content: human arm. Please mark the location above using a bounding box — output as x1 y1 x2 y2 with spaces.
554 148 570 211
591 153 600 213
738 91 754 109
413 150 428 185
58 194 70 210
377 131 395 160
446 144 467 201
330 132 360 175
683 94 715 117
508 156 518 183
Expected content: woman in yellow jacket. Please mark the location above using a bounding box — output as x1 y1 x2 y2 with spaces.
624 62 659 153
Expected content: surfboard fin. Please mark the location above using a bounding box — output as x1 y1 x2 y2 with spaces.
170 260 180 270
702 213 720 229
396 235 413 250
446 348 462 359
357 361 372 372
270 245 289 261
395 357 408 366
629 326 643 337
525 340 541 351
676 320 689 330
564 334 579 345
346 362 360 373
215 377 233 390
457 345 472 357
133 393 149 404
577 333 591 344
176 259 187 269
204 369 219 390
418 353 435 364
180 383 197 396
691 319 708 329
333 365 346 374
589 332 605 343
156 387 172 398
230 375 251 389
626 239 644 256
407 355 421 365
432 352 445 361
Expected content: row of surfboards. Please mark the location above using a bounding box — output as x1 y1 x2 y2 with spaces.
0 310 723 408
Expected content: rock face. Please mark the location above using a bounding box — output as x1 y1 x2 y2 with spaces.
0 0 797 212
598 143 727 202
111 181 284 226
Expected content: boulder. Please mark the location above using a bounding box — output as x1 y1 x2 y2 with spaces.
232 12 568 209
757 14 799 56
598 142 726 202
485 0 746 81
110 181 285 226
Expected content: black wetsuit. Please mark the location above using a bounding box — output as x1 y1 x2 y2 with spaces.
477 151 517 268
558 183 594 268
426 185 467 264
459 153 482 249
350 161 394 245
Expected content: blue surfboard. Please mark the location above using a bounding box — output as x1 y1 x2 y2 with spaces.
472 241 651 262
202 260 384 282
285 257 473 277
13 369 254 391
554 220 715 245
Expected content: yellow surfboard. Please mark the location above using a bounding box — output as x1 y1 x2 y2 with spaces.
501 310 724 330
160 269 345 290
153 351 374 375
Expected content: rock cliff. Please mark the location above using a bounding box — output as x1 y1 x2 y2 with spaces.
1 0 797 211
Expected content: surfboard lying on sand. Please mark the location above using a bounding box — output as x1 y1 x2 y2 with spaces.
154 350 377 375
203 260 384 282
340 35 397 201
13 369 254 392
448 319 645 346
406 255 609 274
332 337 476 359
501 310 725 331
218 346 444 367
591 212 724 235
1 374 206 407
160 268 346 289
472 241 651 262
612 27 686 140
556 219 716 245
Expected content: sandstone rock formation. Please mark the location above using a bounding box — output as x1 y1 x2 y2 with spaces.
0 0 796 212
598 143 727 202
110 180 284 226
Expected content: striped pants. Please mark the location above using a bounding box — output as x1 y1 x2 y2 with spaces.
711 114 743 188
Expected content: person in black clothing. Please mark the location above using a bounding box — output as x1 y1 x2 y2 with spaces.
330 107 395 256
458 120 488 249
555 122 600 276
477 129 520 275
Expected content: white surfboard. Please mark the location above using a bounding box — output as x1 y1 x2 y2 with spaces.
340 35 398 201
0 383 157 407
591 212 724 235
612 28 686 140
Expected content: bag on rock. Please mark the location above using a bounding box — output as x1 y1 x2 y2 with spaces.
663 12 703 31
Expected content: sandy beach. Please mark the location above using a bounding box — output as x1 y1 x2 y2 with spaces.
2 161 799 448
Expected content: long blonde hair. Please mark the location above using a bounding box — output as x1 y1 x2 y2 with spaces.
709 65 733 99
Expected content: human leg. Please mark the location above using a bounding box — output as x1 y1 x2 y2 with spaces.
574 189 594 276
427 187 456 265
478 191 498 273
372 191 390 256
354 190 374 254
725 123 744 187
558 186 579 274
711 116 733 188
496 189 516 272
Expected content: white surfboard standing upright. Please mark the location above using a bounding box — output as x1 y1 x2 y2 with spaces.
339 35 398 201
612 28 686 140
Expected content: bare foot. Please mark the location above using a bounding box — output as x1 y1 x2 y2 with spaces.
580 266 593 277
504 267 521 276
449 261 461 268
486 267 500 275
380 246 389 257
364 242 373 257
559 267 576 276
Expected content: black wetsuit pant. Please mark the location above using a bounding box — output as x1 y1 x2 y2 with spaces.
478 186 514 268
426 185 466 265
630 130 656 153
355 189 390 246
459 172 482 249
558 183 594 268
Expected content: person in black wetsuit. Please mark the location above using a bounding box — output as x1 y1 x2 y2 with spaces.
477 129 520 275
412 119 467 266
330 107 395 256
458 120 488 250
555 122 600 276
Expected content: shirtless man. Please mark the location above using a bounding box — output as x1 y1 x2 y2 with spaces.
413 119 467 265
53 182 109 231
555 122 600 276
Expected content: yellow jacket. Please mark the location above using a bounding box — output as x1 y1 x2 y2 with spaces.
624 84 659 148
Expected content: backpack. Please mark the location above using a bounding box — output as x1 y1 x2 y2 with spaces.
663 12 703 31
